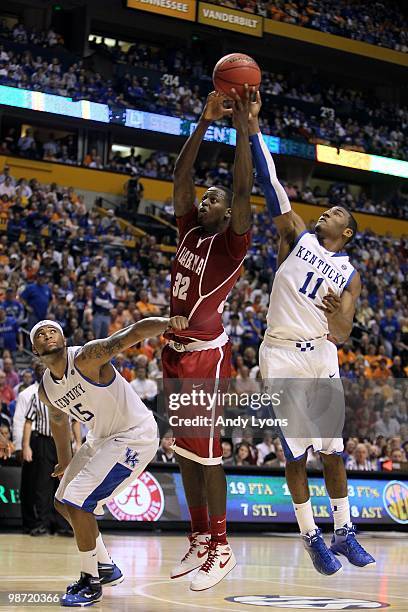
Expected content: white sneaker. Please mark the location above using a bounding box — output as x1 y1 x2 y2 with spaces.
170 532 210 579
190 541 236 591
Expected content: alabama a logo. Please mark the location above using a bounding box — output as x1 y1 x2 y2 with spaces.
107 471 164 521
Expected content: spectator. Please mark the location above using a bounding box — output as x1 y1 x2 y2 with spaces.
155 430 175 463
380 310 400 357
0 308 22 355
3 357 19 388
0 369 15 408
130 366 158 408
14 369 33 397
264 443 286 468
3 287 25 324
234 442 253 466
345 443 375 471
374 407 401 438
92 278 114 338
17 128 35 155
20 270 52 328
256 430 276 465
136 289 160 317
221 439 234 466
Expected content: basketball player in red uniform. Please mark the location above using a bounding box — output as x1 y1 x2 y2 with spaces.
163 88 253 590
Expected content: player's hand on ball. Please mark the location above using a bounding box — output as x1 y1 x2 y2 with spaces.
316 288 341 317
230 84 254 131
249 90 262 120
168 316 189 331
202 91 232 122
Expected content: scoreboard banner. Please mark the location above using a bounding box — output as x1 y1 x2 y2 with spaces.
1 84 408 178
1 466 406 527
126 0 196 21
198 2 263 37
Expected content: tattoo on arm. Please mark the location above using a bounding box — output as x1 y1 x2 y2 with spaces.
80 336 126 361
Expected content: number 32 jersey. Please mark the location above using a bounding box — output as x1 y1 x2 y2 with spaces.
266 231 356 342
168 205 250 342
42 346 154 441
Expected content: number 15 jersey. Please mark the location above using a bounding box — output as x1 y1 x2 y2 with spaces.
167 205 250 342
266 231 356 342
42 346 154 442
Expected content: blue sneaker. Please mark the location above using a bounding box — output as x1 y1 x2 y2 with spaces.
60 573 102 607
98 562 124 587
330 524 376 567
302 529 342 576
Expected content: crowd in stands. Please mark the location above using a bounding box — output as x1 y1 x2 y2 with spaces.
1 24 408 160
0 19 64 48
2 124 406 221
0 164 406 472
213 0 408 53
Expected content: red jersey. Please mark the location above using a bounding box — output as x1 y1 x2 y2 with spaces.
167 205 250 342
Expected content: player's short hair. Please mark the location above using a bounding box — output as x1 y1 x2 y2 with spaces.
341 207 358 244
214 185 233 208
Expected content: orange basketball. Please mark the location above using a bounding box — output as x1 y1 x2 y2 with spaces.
213 53 261 99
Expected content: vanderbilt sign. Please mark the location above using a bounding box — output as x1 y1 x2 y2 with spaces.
198 2 263 37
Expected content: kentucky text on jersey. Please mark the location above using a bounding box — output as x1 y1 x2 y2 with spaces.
177 246 205 275
295 245 347 289
53 382 86 409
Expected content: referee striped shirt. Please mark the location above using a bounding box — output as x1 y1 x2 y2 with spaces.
25 393 51 437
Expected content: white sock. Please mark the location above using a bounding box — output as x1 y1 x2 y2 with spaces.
293 499 317 535
79 547 98 577
330 497 352 530
96 533 112 565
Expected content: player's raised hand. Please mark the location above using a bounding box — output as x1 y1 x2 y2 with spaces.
168 316 189 331
201 91 233 122
230 84 253 132
249 90 262 120
316 287 341 317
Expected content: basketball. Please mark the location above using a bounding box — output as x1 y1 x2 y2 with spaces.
213 53 261 98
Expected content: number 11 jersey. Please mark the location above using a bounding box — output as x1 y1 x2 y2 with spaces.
266 231 356 342
168 205 250 342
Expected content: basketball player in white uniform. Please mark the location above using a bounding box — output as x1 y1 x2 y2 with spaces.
32 315 188 607
249 95 375 575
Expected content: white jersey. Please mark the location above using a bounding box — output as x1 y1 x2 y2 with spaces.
42 346 154 441
266 231 356 342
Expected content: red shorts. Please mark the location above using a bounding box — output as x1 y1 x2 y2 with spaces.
162 342 232 465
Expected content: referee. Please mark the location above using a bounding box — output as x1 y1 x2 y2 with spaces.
22 392 79 536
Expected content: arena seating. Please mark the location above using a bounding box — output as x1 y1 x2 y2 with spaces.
0 165 406 469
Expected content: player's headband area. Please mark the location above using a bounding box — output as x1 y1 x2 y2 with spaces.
30 320 64 344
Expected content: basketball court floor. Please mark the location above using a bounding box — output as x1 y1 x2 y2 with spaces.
1 532 406 610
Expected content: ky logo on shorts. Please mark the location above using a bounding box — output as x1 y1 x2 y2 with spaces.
124 447 139 469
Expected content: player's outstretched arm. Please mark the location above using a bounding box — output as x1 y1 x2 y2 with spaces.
173 92 232 217
39 382 73 475
76 316 188 367
230 85 253 234
317 273 361 344
248 93 306 249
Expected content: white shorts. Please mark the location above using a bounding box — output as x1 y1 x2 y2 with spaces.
259 339 344 461
56 418 158 516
